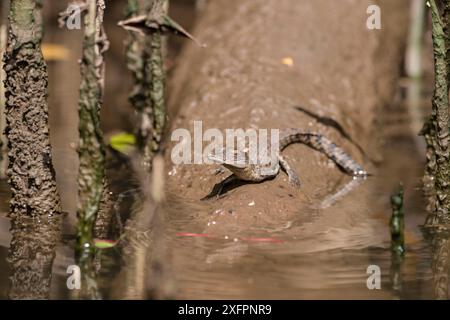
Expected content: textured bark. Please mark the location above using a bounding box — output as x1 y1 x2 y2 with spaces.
125 0 148 125
125 0 153 168
0 0 8 177
76 0 107 287
148 0 168 161
125 0 167 169
444 0 450 86
422 117 438 215
425 0 450 225
3 0 61 218
148 27 165 159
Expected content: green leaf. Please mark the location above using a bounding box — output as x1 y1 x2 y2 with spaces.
94 239 118 249
109 132 136 154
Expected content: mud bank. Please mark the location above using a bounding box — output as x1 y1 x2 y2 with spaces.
165 0 409 236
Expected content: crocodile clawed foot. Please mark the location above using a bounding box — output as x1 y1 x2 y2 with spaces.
201 174 237 201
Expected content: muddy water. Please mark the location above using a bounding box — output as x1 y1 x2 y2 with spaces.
164 122 434 300
0 100 442 299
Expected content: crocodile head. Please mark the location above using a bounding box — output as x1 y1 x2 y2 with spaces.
207 147 279 182
207 148 248 168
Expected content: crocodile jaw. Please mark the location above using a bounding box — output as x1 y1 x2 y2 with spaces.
207 149 248 169
223 163 266 181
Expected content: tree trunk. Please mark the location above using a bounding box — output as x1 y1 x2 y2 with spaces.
3 0 61 218
0 0 9 178
125 0 153 167
425 0 450 225
126 0 168 169
444 0 450 86
76 0 107 288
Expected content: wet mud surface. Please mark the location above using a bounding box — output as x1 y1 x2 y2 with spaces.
165 0 409 244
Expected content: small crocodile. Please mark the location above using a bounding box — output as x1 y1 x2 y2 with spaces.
205 129 367 198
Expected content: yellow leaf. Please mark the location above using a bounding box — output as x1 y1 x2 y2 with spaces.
281 57 294 67
42 44 70 61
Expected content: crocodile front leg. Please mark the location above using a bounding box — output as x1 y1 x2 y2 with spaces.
278 155 301 188
201 174 239 200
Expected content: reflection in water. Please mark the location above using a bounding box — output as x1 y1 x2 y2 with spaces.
316 177 364 209
390 253 404 299
77 261 101 300
113 156 175 300
389 186 405 299
7 214 62 299
390 186 405 255
428 229 450 299
121 232 150 299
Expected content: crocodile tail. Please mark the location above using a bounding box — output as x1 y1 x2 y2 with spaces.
280 130 367 177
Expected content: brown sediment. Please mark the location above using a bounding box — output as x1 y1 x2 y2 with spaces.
165 0 409 231
4 0 61 218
